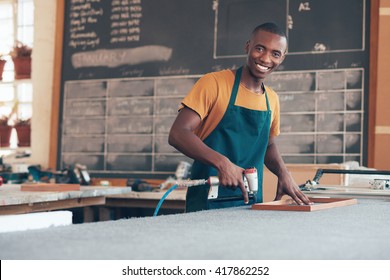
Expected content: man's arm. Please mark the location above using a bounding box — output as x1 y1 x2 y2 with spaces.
264 136 311 205
168 107 248 203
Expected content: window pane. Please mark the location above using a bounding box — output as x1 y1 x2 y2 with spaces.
17 103 32 120
0 84 15 101
0 104 14 119
18 0 34 25
17 26 34 46
0 20 14 45
0 3 12 18
0 5 14 54
0 84 15 117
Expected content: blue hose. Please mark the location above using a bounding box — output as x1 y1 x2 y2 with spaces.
153 184 179 217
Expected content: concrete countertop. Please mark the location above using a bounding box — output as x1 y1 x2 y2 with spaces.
1 198 390 260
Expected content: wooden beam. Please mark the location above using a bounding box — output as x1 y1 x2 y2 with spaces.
368 0 380 167
49 0 65 169
0 196 105 215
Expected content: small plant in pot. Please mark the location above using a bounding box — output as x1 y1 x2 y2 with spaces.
10 41 32 79
13 117 31 147
0 116 13 147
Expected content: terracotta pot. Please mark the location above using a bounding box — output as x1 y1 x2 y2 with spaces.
14 125 31 147
12 57 31 79
0 125 13 147
0 59 6 80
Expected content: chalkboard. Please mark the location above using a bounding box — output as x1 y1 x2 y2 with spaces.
57 0 370 178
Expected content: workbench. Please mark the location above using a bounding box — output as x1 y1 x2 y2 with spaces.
0 184 132 217
1 198 389 259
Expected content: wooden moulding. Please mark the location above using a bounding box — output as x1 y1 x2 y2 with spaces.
21 183 81 192
251 197 358 212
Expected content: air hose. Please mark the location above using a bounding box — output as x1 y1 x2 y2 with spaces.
153 184 179 217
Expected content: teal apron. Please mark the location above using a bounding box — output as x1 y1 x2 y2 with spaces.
186 67 271 212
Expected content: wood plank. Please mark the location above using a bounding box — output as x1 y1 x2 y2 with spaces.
49 0 65 169
0 197 105 215
21 183 81 192
251 198 358 212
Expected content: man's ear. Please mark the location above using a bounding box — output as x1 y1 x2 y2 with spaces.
244 40 250 54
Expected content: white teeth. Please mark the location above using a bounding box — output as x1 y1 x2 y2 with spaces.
256 64 269 71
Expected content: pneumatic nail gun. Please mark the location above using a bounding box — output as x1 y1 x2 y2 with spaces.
177 167 259 204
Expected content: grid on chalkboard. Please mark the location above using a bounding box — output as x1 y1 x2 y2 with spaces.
60 68 364 175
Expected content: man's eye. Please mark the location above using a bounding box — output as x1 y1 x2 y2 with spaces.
256 47 264 52
273 52 281 58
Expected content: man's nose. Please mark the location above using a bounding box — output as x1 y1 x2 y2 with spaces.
259 52 272 64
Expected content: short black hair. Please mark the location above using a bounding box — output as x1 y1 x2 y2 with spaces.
252 22 287 39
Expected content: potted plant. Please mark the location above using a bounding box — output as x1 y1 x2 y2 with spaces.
0 116 13 147
0 53 6 81
13 117 31 147
10 41 32 79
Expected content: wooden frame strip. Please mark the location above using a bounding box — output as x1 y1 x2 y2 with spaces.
252 198 358 212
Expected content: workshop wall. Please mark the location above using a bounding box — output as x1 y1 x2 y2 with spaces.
27 1 389 175
52 0 372 179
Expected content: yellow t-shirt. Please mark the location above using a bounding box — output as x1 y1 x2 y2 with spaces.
180 69 280 140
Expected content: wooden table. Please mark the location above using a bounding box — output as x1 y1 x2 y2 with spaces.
0 184 132 219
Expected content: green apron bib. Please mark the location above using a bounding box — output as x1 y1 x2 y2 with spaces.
186 67 271 212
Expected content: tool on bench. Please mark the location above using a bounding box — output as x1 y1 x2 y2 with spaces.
153 167 258 216
299 168 390 192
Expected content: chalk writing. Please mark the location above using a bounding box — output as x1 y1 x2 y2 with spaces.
71 46 172 68
68 0 103 50
110 0 142 43
298 2 311 11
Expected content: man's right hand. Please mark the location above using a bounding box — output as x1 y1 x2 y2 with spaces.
216 159 249 204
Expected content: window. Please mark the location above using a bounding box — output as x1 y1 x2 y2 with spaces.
0 0 34 152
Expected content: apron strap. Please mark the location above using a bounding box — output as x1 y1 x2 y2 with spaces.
230 67 271 113
229 67 242 106
264 88 271 111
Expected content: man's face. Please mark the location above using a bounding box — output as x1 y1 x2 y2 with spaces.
245 30 287 80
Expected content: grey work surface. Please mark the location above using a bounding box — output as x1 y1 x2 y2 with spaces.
0 184 132 206
1 199 389 260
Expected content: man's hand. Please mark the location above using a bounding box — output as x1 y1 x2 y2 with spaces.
264 137 311 205
274 170 312 205
216 159 249 204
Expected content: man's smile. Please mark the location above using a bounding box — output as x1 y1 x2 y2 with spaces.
255 62 271 72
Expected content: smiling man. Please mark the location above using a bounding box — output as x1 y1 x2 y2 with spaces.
169 22 311 212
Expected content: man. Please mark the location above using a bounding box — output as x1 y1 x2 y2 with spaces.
169 22 311 212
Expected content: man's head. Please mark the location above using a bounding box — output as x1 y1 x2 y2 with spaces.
251 22 287 41
244 22 287 81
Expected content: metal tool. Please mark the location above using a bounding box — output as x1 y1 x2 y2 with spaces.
370 179 390 190
153 167 259 216
299 168 390 193
176 167 259 202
